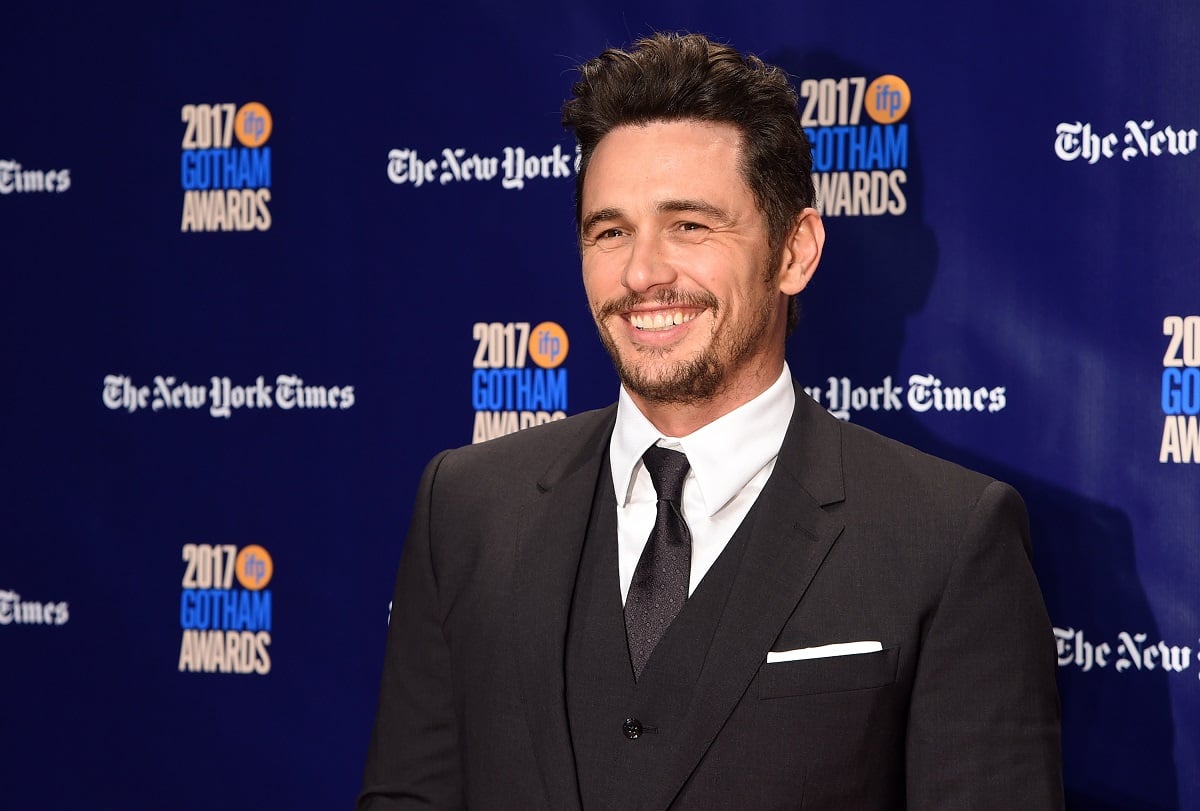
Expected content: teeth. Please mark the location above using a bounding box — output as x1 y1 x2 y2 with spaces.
630 310 697 330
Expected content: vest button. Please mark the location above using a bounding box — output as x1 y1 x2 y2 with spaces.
622 718 642 739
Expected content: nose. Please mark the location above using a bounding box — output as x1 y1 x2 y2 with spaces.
621 233 677 294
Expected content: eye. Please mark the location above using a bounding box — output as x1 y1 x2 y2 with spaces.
676 220 715 235
586 226 631 246
674 221 710 240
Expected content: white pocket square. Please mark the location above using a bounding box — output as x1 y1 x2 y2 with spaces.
766 641 883 663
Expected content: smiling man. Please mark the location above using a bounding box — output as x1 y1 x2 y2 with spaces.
360 33 1064 810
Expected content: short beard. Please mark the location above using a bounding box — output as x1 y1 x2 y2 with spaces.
592 282 775 406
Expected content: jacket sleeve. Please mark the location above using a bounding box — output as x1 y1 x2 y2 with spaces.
359 451 463 810
905 480 1065 810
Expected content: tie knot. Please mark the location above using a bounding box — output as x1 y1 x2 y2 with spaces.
642 446 690 504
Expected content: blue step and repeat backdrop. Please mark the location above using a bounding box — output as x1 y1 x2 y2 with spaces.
3 2 1198 808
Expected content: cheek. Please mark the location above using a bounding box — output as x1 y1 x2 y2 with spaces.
580 263 603 293
583 259 625 297
581 274 614 317
681 246 745 287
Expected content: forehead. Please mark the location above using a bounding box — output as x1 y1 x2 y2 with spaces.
582 119 752 208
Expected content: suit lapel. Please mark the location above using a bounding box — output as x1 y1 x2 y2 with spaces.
511 407 616 811
645 390 848 810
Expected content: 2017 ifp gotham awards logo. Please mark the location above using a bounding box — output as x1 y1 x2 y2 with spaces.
802 74 911 216
178 543 273 674
1160 315 1200 463
180 102 272 232
472 321 569 443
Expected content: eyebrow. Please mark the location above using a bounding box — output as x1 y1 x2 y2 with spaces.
580 199 733 236
580 207 623 237
656 198 732 224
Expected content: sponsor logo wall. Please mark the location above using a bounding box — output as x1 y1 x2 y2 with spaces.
2 4 1197 809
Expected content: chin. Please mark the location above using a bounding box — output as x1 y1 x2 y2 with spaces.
617 355 725 406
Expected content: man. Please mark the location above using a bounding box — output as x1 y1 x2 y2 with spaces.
360 32 1063 810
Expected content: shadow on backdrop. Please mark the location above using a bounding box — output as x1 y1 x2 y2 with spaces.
772 48 1180 811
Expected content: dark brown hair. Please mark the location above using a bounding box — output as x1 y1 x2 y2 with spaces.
562 32 815 258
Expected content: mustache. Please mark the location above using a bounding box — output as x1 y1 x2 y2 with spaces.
594 288 719 322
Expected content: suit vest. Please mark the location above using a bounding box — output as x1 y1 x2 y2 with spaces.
565 457 754 810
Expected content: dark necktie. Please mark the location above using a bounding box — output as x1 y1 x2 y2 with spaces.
624 445 692 680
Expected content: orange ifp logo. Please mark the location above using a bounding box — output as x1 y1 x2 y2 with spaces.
864 75 911 124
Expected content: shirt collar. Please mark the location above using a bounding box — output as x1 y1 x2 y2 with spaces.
610 363 796 517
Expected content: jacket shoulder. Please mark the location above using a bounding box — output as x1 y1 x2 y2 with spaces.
791 390 999 510
432 405 616 483
792 392 1013 529
840 418 996 498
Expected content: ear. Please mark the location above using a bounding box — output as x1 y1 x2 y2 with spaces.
776 208 824 296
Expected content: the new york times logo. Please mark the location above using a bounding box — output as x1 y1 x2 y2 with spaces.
0 160 70 194
0 589 69 626
1055 627 1196 680
387 144 574 189
102 373 355 417
1055 119 1198 164
803 373 1006 421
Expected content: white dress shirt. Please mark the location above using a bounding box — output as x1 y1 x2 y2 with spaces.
609 363 796 603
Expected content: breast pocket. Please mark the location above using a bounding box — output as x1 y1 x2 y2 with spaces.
759 646 900 699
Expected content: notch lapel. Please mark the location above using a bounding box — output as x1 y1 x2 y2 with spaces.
645 391 848 810
511 407 616 811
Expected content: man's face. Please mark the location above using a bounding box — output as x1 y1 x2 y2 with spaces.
580 119 796 408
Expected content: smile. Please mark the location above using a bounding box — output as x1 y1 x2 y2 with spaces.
629 310 700 331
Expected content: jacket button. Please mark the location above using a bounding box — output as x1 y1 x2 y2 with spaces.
622 718 642 739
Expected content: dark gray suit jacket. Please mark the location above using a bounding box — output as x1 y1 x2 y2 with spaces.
360 389 1063 810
